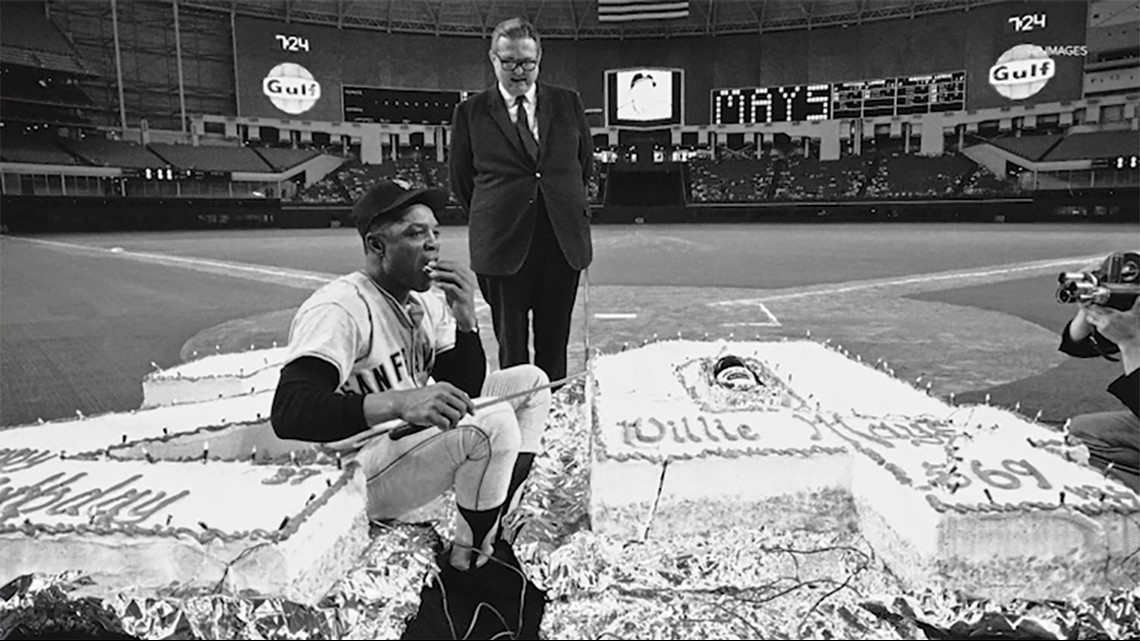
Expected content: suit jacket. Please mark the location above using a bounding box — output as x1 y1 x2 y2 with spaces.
450 83 594 276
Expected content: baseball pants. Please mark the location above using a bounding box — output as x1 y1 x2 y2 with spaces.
353 364 550 520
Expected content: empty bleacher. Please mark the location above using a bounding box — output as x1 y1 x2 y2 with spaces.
59 137 163 168
1042 130 1140 162
147 143 274 173
252 147 320 172
0 66 94 110
0 135 79 165
0 3 98 77
985 133 1066 162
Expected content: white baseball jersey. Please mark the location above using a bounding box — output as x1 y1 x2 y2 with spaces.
285 271 457 396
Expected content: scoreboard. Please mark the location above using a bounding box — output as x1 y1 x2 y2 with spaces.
342 86 467 125
832 71 966 119
712 84 831 125
712 71 966 125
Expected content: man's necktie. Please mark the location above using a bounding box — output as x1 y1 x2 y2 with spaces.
515 95 539 163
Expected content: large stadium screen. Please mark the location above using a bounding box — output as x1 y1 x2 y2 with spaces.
969 0 1087 110
233 16 484 123
606 69 684 128
234 17 340 121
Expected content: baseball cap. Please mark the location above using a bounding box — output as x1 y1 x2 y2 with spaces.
351 179 449 237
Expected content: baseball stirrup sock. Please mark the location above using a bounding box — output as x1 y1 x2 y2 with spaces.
456 504 502 563
503 452 536 516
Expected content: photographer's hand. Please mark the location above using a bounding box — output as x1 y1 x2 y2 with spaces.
1067 260 1105 342
1085 297 1140 375
1069 304 1095 342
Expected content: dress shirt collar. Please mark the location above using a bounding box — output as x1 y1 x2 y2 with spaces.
497 82 537 110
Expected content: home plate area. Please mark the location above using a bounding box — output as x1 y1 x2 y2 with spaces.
2 337 1138 640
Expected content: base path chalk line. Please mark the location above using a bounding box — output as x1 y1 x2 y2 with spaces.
719 302 781 327
594 312 638 320
7 236 491 312
709 254 1106 307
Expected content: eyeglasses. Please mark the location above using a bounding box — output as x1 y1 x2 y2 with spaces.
494 55 538 72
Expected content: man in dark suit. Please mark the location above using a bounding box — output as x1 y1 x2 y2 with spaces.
449 17 593 384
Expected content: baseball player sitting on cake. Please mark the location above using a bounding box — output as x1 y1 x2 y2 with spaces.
271 180 551 571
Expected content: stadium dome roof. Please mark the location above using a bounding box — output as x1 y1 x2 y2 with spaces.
182 0 996 39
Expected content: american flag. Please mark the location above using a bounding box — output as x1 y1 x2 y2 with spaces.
597 0 690 23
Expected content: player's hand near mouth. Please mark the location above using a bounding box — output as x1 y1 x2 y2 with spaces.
426 259 480 333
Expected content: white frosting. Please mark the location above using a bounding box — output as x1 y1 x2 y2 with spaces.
591 341 847 461
588 458 661 540
589 339 1140 599
739 340 949 416
0 346 370 604
0 450 341 533
142 347 287 408
0 452 368 604
1 391 274 455
828 409 1138 513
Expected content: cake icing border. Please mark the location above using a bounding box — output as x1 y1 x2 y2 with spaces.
0 389 270 433
92 417 280 460
142 348 286 383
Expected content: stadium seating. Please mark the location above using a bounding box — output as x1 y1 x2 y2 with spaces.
296 156 452 204
587 162 606 205
59 137 164 168
253 147 321 172
686 151 1020 203
0 135 79 165
688 158 775 203
147 143 274 173
296 154 605 206
0 3 96 76
776 155 866 200
985 133 1066 162
298 160 395 204
872 153 978 199
959 166 1023 196
1042 130 1140 162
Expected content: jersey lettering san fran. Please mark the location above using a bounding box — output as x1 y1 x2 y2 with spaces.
285 271 457 396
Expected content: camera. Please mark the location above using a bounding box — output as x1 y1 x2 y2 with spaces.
1056 252 1140 311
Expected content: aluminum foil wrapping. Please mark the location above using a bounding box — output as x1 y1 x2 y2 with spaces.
859 586 1140 640
0 522 440 640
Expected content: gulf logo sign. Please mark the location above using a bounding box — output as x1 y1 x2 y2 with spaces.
988 44 1055 100
262 62 321 115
